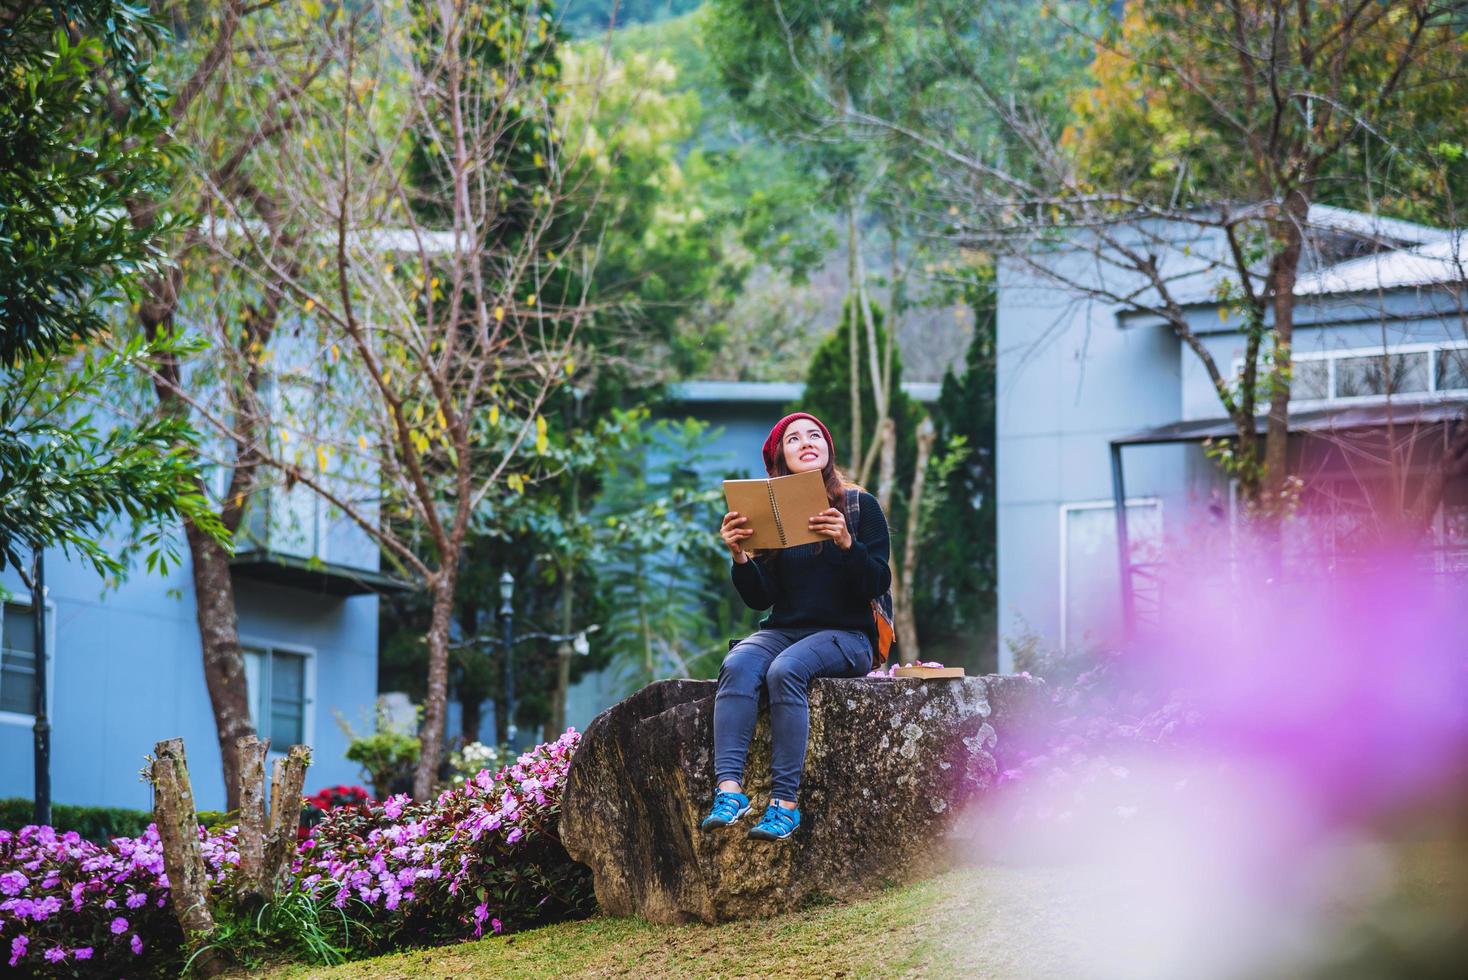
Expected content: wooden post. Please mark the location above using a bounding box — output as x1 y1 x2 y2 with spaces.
149 738 223 976
260 744 311 899
234 735 269 885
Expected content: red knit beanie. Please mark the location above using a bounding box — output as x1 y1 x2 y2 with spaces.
762 412 836 476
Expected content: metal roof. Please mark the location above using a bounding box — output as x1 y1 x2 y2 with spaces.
667 380 943 404
1113 398 1468 446
1303 204 1448 248
1293 232 1467 296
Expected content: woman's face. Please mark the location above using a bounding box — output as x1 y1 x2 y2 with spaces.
781 419 829 474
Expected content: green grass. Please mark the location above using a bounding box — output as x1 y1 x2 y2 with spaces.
257 865 1089 979
253 834 1464 979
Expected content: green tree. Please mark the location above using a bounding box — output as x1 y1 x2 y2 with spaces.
920 282 997 671
799 299 923 494
0 1 222 580
104 0 350 807
829 0 1468 530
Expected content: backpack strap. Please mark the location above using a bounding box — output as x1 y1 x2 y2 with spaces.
842 487 860 534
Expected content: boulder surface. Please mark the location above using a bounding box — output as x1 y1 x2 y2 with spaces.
560 674 1044 924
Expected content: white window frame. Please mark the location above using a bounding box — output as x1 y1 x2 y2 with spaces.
1232 338 1468 410
0 593 57 727
239 635 317 754
1058 497 1162 652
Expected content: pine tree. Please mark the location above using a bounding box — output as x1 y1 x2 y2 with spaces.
917 284 997 670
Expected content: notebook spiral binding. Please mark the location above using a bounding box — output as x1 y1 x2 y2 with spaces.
767 482 786 545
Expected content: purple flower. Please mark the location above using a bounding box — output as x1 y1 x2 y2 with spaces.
8 935 27 967
384 793 410 820
472 902 488 937
0 871 27 896
127 891 148 909
75 947 93 960
492 917 503 934
506 827 523 845
111 915 129 934
31 895 61 920
130 934 144 955
44 946 67 963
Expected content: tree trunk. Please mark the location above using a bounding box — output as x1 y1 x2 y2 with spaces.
414 572 458 799
234 735 269 885
876 417 897 514
896 419 936 664
1262 193 1309 511
847 207 863 471
261 745 310 899
186 524 256 810
548 558 576 740
149 738 224 977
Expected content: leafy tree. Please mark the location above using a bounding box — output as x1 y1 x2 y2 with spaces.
919 282 997 671
799 300 923 494
822 0 1468 530
594 416 731 691
100 0 350 807
0 1 222 580
557 41 743 381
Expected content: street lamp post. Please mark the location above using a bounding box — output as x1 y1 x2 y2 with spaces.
499 571 516 750
31 547 49 827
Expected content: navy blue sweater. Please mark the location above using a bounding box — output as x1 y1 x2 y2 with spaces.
730 490 891 649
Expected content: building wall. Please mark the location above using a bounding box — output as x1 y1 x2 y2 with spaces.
997 224 1466 668
1 547 379 813
996 247 1195 667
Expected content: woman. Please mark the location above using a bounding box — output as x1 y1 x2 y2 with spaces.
702 411 891 841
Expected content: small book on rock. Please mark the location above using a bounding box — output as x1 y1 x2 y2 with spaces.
722 469 830 550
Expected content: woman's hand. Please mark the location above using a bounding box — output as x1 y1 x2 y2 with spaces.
809 507 852 550
721 511 753 563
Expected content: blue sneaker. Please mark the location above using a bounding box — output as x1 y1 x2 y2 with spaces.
700 790 751 830
747 802 801 841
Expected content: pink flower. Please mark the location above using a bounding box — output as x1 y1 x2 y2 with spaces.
110 916 129 934
384 793 410 820
472 902 489 937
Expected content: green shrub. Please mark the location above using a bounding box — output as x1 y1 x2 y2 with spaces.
0 798 153 842
339 703 421 798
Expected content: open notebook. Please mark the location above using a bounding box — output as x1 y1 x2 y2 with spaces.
722 469 830 550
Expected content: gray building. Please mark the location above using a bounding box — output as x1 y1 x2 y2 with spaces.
996 206 1467 667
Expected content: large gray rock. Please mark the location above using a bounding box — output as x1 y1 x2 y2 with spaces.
560 674 1045 924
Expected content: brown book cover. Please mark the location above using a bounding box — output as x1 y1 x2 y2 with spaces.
722 469 831 550
892 666 966 679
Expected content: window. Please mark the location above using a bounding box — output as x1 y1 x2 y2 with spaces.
1238 340 1468 406
242 645 311 747
0 602 39 716
1334 352 1430 398
1438 348 1468 392
1292 359 1331 400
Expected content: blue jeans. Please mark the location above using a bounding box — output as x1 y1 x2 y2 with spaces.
713 628 873 802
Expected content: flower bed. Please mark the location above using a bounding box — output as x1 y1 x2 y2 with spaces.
292 728 594 950
0 730 593 976
0 823 239 975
